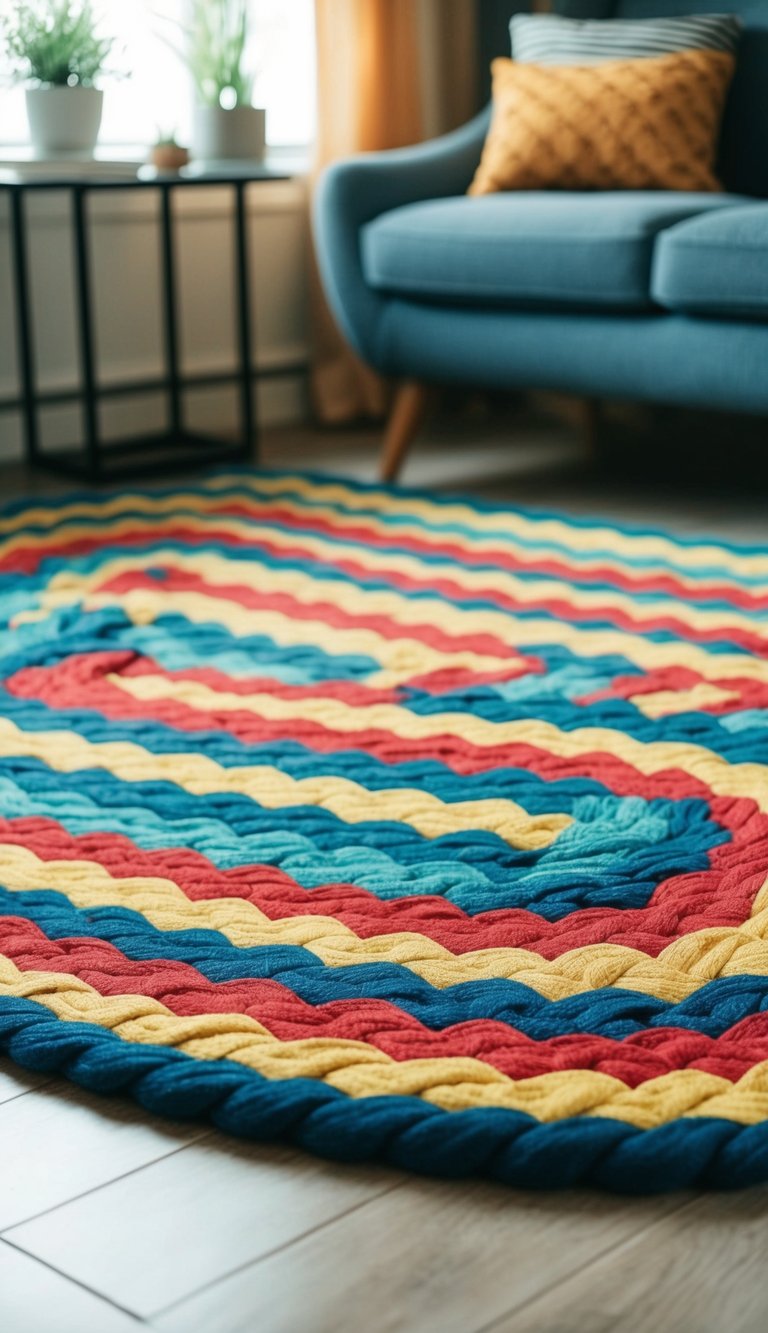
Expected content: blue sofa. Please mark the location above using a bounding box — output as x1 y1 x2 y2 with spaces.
314 0 768 479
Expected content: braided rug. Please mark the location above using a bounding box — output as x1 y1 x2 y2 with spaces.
3 471 768 1192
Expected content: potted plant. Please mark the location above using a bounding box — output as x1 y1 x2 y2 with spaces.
150 128 190 173
3 1 117 159
165 0 265 164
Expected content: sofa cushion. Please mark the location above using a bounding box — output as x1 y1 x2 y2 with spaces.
362 192 747 312
510 12 743 64
469 52 735 195
569 1 768 198
652 203 768 318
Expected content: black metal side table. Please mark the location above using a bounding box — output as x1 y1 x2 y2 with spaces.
0 162 305 481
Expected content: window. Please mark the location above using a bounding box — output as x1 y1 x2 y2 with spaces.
0 0 317 150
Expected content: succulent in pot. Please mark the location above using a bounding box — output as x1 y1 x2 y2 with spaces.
162 0 266 164
149 128 190 173
3 1 118 159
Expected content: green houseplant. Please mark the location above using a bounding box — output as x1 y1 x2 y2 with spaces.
150 127 190 173
3 1 117 158
164 0 265 163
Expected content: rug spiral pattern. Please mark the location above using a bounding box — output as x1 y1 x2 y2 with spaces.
3 471 768 1192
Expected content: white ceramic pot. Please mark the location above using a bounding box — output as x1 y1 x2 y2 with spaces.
192 106 266 163
25 86 104 159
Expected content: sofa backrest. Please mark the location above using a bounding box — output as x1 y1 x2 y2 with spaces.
477 2 534 98
552 0 768 195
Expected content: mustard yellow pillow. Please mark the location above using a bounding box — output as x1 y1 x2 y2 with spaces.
469 49 735 195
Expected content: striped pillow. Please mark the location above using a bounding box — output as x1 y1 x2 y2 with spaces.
510 12 742 65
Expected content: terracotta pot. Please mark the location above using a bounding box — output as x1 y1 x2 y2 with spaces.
150 143 190 172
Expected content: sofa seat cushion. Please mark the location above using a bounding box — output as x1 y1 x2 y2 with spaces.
362 192 746 312
652 204 768 318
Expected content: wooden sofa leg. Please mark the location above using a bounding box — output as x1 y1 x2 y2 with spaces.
379 381 431 483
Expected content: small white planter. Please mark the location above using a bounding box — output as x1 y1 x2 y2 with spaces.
192 106 266 164
25 86 104 159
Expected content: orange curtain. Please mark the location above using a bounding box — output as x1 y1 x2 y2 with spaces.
311 0 477 425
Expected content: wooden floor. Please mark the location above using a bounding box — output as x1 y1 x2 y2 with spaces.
3 404 768 1333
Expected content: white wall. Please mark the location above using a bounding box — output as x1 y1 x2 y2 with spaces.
0 177 311 462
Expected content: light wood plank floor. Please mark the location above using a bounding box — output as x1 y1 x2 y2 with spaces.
2 404 768 1333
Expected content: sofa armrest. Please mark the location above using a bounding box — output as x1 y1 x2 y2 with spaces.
313 109 490 369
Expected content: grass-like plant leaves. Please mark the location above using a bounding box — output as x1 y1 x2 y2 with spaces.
3 1 115 87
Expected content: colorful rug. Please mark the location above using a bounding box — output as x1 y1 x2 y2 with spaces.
2 472 768 1192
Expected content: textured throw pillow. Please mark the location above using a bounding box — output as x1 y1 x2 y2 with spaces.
469 50 735 196
510 12 743 64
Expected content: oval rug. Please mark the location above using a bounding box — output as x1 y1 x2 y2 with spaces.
2 470 768 1192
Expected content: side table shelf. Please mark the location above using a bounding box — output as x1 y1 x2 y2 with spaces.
0 167 305 481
